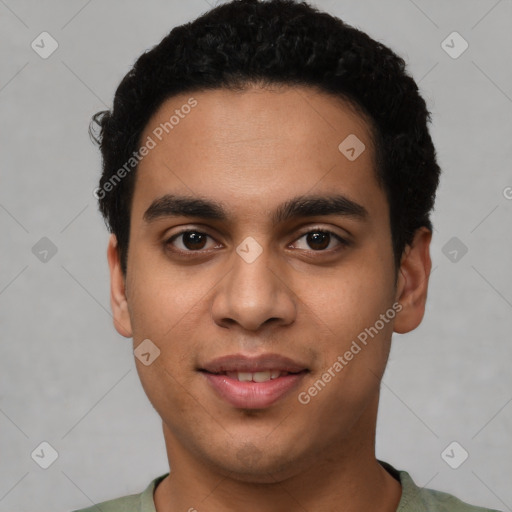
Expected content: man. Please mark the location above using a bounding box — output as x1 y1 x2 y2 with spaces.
75 0 500 510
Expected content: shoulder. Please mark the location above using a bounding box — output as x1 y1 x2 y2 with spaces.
388 463 503 512
71 492 140 512
401 479 502 512
70 473 168 512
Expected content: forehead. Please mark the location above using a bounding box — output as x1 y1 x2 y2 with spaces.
132 85 386 225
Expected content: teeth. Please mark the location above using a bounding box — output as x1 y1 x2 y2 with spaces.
225 370 285 382
253 371 271 382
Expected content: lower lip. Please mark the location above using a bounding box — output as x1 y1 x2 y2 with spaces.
202 372 307 409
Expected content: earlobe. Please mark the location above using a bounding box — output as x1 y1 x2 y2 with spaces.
107 234 133 338
393 227 432 334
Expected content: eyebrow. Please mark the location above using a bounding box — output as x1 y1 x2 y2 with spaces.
143 193 368 225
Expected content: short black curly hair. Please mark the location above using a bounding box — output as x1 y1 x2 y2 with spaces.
90 0 441 277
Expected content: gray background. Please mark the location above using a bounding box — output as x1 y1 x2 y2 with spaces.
1 0 511 511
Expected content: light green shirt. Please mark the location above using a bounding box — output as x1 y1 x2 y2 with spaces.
72 461 502 512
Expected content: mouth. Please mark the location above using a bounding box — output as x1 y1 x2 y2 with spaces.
199 354 309 409
220 370 299 382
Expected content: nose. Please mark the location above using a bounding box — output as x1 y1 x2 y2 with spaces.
210 244 297 332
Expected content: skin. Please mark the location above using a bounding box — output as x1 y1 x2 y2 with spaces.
107 85 432 512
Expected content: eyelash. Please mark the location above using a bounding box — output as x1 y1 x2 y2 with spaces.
164 227 350 257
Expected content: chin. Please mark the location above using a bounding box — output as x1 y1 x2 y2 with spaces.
202 441 308 483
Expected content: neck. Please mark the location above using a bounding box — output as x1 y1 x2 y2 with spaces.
154 395 402 512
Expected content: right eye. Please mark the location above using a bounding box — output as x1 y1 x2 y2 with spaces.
165 229 221 254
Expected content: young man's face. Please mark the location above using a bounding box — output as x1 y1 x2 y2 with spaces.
108 86 431 482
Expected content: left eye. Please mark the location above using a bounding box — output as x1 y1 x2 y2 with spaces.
291 230 347 251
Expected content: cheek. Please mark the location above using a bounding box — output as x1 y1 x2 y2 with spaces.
294 252 396 418
126 248 212 341
298 256 393 343
135 358 207 441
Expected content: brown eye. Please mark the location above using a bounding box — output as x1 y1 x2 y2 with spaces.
166 230 216 253
305 231 331 250
181 232 208 250
293 229 348 252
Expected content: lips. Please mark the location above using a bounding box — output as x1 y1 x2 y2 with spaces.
200 353 308 374
199 354 309 409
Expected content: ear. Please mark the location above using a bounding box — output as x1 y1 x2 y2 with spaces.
393 227 432 334
107 234 133 338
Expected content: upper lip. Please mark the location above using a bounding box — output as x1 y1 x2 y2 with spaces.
200 353 308 374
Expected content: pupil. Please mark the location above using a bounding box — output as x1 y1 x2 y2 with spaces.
184 232 206 250
307 232 329 250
